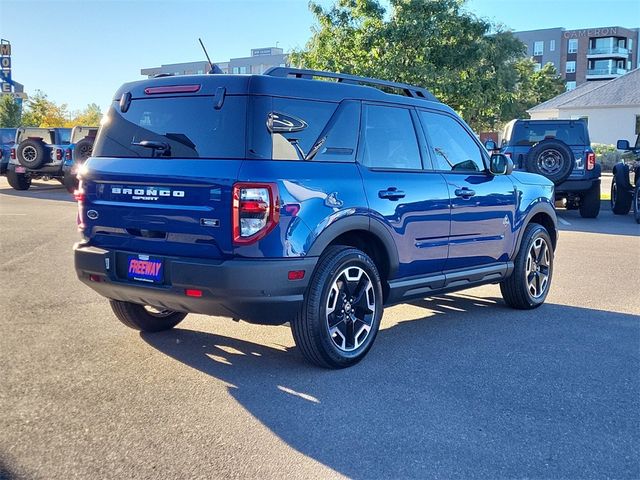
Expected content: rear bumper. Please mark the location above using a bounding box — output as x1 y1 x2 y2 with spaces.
8 162 64 176
74 244 317 325
556 165 601 195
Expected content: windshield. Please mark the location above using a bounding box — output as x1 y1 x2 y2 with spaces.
93 96 247 159
511 122 589 146
0 129 16 145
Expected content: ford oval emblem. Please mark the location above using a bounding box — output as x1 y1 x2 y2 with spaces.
87 210 99 220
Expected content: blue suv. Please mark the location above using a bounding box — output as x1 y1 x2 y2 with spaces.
0 127 17 175
74 68 558 368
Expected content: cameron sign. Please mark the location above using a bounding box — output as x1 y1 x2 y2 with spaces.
563 27 618 39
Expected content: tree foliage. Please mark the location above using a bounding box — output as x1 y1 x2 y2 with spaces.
0 95 22 127
291 0 565 131
20 90 102 128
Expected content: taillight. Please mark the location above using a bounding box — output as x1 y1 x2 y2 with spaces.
10 148 15 160
65 148 72 160
232 183 279 245
75 183 86 231
55 148 63 161
586 152 596 170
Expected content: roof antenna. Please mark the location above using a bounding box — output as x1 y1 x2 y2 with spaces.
199 38 223 74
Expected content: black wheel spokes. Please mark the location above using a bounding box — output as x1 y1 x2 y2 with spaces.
326 266 376 352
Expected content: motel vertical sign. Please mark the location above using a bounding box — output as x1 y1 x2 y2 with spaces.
0 40 12 93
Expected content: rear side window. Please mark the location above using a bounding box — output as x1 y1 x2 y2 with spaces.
511 122 588 146
0 129 15 144
93 96 247 158
360 104 422 170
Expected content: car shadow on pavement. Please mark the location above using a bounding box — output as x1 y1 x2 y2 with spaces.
556 201 639 237
141 295 640 479
0 182 74 203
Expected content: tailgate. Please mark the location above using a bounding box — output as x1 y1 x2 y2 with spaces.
82 157 241 259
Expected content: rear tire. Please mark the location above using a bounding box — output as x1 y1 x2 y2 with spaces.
109 300 187 332
6 168 31 190
611 177 632 215
500 224 554 310
525 139 574 185
633 184 640 224
291 246 383 369
579 182 601 218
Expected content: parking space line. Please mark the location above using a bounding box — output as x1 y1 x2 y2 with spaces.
558 216 571 226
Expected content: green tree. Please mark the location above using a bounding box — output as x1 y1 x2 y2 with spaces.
21 90 69 127
0 94 22 127
291 0 564 131
68 103 102 127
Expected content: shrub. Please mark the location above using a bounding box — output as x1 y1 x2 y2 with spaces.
592 143 623 171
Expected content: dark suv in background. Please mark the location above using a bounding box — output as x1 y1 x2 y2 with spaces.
0 128 17 175
613 135 640 223
494 119 600 218
74 68 558 368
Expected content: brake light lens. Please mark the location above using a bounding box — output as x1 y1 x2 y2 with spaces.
75 183 86 231
55 148 63 161
65 148 72 160
10 148 15 160
232 183 279 245
144 84 201 95
586 152 596 170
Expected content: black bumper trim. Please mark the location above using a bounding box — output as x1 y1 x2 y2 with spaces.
74 244 318 325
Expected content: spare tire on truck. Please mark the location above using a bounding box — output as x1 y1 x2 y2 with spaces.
73 137 94 163
525 139 574 185
17 139 47 169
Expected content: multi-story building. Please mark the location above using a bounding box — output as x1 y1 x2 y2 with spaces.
141 47 287 78
513 26 640 90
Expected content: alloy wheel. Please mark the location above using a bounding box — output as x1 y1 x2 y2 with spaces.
525 237 551 299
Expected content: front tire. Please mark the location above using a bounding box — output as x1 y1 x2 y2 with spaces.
500 224 554 309
109 300 187 332
579 182 601 218
6 168 31 190
291 246 383 369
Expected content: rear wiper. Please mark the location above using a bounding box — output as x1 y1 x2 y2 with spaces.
131 140 171 157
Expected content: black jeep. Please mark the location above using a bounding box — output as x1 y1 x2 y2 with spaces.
612 135 640 223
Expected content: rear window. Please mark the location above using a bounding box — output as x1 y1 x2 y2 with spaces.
18 129 54 144
510 122 589 146
93 96 247 159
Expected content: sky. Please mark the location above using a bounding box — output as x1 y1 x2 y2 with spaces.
1 0 639 112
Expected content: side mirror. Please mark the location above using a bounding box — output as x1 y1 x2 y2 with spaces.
490 153 513 175
484 140 497 151
616 139 630 151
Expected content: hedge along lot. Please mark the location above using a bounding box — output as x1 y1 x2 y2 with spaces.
593 144 623 172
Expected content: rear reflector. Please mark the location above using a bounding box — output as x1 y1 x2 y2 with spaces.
89 274 102 282
288 270 305 281
144 85 201 95
185 289 203 298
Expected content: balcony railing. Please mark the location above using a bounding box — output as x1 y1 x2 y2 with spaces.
586 67 627 77
587 46 629 56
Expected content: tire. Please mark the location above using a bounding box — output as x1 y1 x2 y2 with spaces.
291 246 384 369
633 184 640 224
6 168 31 191
610 177 632 215
525 139 574 185
500 223 554 310
109 300 187 332
579 182 601 218
73 138 93 163
17 139 47 169
63 171 78 194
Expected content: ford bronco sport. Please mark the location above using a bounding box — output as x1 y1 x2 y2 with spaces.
494 119 600 218
7 127 71 190
74 68 558 368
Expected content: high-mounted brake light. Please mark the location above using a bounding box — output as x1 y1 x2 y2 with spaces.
232 183 280 245
144 85 201 95
586 152 596 170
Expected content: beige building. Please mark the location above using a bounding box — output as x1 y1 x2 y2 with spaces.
527 68 640 145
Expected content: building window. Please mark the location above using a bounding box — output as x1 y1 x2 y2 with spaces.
566 61 576 74
239 66 247 74
232 67 240 74
566 81 577 91
533 63 542 72
550 39 556 51
533 41 544 56
568 38 578 54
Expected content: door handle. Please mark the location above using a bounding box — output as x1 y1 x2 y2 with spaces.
378 188 406 200
454 187 476 198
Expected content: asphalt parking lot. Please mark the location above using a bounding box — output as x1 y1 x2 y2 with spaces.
0 178 638 479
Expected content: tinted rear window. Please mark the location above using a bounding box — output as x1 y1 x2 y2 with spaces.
510 122 589 146
93 96 247 159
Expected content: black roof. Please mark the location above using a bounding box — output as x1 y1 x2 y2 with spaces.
114 68 450 113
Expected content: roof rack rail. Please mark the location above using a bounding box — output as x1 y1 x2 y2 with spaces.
264 67 438 102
